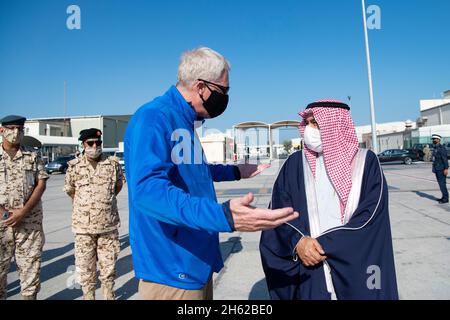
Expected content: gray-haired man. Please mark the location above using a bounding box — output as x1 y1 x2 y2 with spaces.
125 47 299 300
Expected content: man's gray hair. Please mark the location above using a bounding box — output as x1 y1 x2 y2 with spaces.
177 47 230 88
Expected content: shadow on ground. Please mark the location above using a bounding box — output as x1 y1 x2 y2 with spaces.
7 234 132 300
220 236 243 262
8 234 246 300
248 278 270 300
415 191 439 201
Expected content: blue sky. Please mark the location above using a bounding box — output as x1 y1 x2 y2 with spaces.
1 0 449 137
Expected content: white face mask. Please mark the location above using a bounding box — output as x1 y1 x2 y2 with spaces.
303 125 323 153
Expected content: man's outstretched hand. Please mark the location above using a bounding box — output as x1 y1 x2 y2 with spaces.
230 192 299 232
237 163 270 179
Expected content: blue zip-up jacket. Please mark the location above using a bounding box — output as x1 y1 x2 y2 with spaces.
124 86 238 289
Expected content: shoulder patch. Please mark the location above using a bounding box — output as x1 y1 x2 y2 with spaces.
68 158 80 166
108 156 120 164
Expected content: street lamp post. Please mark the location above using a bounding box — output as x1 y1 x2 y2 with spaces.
256 127 260 163
362 0 378 154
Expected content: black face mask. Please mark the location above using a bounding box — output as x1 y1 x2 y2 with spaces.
199 83 229 118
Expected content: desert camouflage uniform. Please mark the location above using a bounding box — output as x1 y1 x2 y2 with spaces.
0 145 48 300
64 154 123 300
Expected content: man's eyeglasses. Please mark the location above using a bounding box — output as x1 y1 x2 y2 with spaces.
198 79 230 95
86 140 102 147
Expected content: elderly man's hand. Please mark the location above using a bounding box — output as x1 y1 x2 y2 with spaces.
295 236 327 267
237 164 270 179
229 193 299 232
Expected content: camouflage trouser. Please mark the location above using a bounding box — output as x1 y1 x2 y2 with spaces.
0 225 45 300
74 230 120 296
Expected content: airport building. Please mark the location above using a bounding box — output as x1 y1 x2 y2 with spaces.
22 115 131 162
418 90 450 127
362 90 450 152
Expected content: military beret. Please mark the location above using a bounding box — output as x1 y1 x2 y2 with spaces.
79 128 102 141
0 115 26 126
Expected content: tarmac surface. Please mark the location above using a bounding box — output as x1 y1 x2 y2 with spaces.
5 158 450 300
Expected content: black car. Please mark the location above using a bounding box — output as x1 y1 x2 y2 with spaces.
45 155 76 174
377 149 419 165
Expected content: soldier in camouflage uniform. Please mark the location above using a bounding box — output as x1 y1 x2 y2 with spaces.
0 115 48 300
64 128 124 300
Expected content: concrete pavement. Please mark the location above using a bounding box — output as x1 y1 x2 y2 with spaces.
5 159 450 299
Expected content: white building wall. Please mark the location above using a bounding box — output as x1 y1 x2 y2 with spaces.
201 135 234 163
355 121 416 144
24 122 41 136
439 103 450 124
70 118 103 141
202 141 225 163
420 99 450 111
415 125 450 139
421 108 442 126
377 132 405 151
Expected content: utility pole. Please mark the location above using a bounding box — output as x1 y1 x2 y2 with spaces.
362 0 378 153
64 80 68 136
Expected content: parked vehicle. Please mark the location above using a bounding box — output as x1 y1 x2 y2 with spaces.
377 149 419 165
411 143 435 160
45 155 76 174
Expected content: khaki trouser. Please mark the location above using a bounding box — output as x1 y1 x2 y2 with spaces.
74 229 120 299
0 226 44 300
138 278 213 300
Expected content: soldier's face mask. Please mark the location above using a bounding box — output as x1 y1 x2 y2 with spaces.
2 126 24 145
84 140 102 159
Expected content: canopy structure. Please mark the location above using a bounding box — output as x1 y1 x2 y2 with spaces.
233 120 302 159
234 121 269 129
22 136 42 148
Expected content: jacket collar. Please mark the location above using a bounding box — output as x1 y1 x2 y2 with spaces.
79 153 109 167
0 144 25 161
166 85 200 125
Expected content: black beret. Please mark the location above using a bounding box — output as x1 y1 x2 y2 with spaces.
0 115 26 126
79 128 102 141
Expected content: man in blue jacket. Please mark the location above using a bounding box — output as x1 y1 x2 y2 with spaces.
431 134 449 204
124 47 298 300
